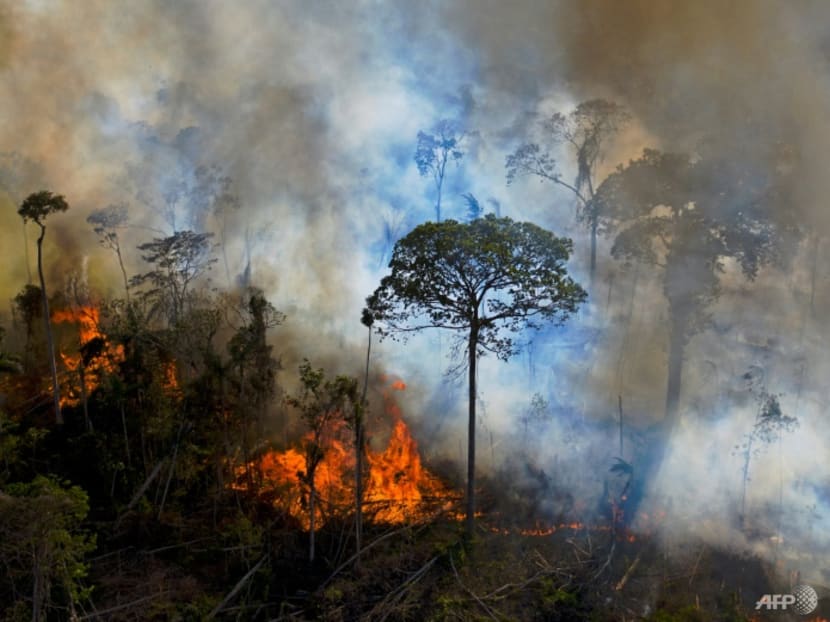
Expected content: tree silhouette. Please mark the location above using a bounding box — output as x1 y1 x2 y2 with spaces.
87 204 131 300
592 149 789 522
18 191 69 425
415 119 466 222
365 215 586 538
506 99 629 284
130 230 217 325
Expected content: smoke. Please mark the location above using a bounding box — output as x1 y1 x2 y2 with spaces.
1 0 830 582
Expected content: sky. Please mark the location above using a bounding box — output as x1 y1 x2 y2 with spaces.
2 0 830 581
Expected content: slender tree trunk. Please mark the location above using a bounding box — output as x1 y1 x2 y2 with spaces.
115 242 130 302
618 395 624 458
622 315 687 526
664 321 686 426
356 326 371 561
36 225 62 425
309 482 316 563
121 402 131 467
589 218 598 286
465 321 479 540
809 233 819 319
31 547 41 622
79 362 91 432
740 436 753 530
23 220 32 285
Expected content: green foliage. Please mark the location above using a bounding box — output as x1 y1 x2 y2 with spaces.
366 214 586 361
0 476 95 618
0 327 21 375
646 606 707 622
287 361 360 485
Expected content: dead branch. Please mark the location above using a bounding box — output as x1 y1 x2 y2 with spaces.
124 458 167 512
688 546 705 586
591 541 616 581
207 555 266 619
77 591 173 619
371 556 438 622
317 524 414 592
449 552 501 621
615 550 642 591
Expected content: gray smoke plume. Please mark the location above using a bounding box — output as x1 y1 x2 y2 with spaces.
1 0 829 583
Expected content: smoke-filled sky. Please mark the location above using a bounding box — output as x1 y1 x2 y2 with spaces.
2 0 830 581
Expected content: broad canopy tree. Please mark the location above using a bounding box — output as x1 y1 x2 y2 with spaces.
591 148 790 520
365 214 586 538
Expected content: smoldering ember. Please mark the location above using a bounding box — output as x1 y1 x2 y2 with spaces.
1 2 829 620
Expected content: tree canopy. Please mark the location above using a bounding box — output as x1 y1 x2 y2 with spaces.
17 190 69 226
366 214 587 359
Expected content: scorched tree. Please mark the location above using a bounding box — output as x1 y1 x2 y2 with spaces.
364 214 586 538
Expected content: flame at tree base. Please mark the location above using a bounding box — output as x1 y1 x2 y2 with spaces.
237 379 456 529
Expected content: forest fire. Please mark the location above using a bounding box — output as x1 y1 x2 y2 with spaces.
52 305 124 408
239 378 455 529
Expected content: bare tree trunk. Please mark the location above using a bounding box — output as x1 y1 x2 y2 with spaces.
121 402 131 467
115 242 130 302
618 395 624 458
809 233 819 319
589 218 598 286
23 220 32 285
309 483 316 563
740 436 753 530
36 225 62 425
31 548 41 622
664 325 685 426
158 422 185 519
79 362 91 432
465 322 479 540
356 326 371 561
622 316 687 526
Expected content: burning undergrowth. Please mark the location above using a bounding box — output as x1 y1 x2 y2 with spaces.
235 377 458 529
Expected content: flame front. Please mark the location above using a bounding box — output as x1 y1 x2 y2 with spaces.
239 378 455 529
52 305 124 408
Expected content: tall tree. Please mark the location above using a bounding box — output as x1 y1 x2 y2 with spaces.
592 149 789 520
365 215 586 538
415 119 466 223
18 191 69 425
0 152 44 284
506 99 629 284
87 203 131 300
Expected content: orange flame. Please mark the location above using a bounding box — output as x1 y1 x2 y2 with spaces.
52 305 124 408
238 378 454 528
161 361 182 399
